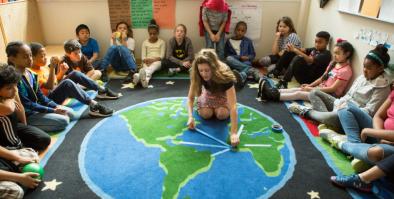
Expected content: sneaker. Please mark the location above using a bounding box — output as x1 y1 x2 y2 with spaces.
132 73 140 85
276 80 288 89
101 71 109 82
288 102 311 116
97 87 120 100
330 174 372 192
233 70 245 90
319 129 347 149
139 69 149 88
168 68 177 77
123 71 134 83
89 103 114 117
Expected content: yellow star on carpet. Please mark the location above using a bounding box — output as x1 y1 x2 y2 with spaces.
42 179 62 191
307 190 320 199
166 81 175 85
248 83 259 89
121 83 135 89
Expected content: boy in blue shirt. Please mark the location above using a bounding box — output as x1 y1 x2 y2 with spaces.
76 24 100 69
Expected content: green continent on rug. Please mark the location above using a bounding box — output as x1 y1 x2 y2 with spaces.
80 97 295 199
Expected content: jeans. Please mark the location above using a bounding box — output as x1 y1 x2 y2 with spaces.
101 45 136 72
48 79 91 105
204 31 225 60
338 102 374 143
226 56 251 82
27 111 70 132
342 142 394 165
65 71 100 91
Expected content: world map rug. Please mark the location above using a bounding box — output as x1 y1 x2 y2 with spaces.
26 79 352 199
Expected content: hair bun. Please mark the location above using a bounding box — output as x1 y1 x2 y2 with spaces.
150 19 157 25
336 38 346 43
375 44 388 54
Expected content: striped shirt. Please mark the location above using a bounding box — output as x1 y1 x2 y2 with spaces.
0 112 22 148
278 33 302 51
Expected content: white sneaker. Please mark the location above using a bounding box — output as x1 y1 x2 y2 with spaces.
139 69 149 88
132 73 140 85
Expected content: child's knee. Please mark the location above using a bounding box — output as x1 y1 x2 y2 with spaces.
198 108 214 119
367 146 384 162
0 181 24 199
215 107 229 120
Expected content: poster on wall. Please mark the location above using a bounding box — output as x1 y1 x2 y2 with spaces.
108 0 175 30
360 0 381 17
131 0 175 29
228 2 262 41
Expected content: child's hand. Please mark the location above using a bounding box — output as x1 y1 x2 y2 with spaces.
230 133 240 147
187 117 195 129
209 34 216 43
300 84 309 88
240 56 249 61
182 61 191 68
16 155 37 165
301 86 312 92
49 57 60 69
286 43 295 52
54 107 68 116
58 62 69 73
121 32 127 40
18 173 40 189
275 32 282 38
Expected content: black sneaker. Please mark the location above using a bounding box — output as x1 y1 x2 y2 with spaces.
97 87 120 100
233 70 245 90
89 103 114 117
123 71 134 83
275 80 288 89
101 71 109 82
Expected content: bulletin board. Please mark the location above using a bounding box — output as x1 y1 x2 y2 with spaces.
338 0 394 24
108 0 175 30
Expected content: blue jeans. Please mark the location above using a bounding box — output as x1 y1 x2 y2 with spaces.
48 79 91 105
101 45 136 72
342 142 394 165
65 71 100 91
226 56 251 82
338 102 374 143
204 31 225 60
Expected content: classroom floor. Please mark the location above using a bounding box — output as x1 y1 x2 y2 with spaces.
23 78 368 199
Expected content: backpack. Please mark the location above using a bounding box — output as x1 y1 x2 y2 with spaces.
257 76 280 102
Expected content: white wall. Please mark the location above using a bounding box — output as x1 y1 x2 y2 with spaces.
0 0 43 62
36 0 305 60
304 0 394 77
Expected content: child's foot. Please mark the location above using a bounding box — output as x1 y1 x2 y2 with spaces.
97 87 120 100
168 68 178 77
288 103 311 116
123 71 135 83
89 103 114 117
139 69 149 88
232 70 245 90
319 129 346 149
132 73 140 85
330 174 372 192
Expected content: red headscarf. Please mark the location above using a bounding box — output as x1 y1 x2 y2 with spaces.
199 0 231 36
202 0 229 12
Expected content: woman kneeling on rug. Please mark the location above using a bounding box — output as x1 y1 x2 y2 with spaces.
187 49 239 146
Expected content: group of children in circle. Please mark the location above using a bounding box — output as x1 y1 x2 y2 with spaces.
0 0 394 197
